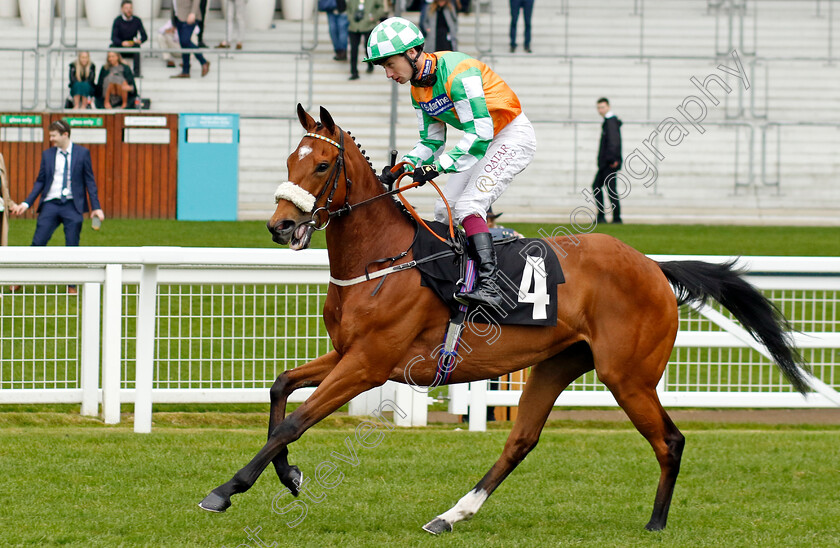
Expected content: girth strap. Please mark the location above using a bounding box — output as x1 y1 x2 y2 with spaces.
329 249 457 287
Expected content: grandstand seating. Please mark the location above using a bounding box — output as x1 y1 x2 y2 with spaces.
0 0 837 224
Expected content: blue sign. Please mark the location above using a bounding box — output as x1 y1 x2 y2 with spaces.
182 114 237 129
177 113 239 221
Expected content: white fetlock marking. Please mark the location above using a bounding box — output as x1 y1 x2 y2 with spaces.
274 181 316 213
437 489 488 526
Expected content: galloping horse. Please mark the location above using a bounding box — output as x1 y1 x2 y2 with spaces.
199 105 809 533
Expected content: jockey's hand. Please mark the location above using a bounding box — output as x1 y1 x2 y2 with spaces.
412 165 439 186
378 166 399 189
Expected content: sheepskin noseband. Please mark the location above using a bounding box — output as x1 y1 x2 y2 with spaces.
274 182 317 213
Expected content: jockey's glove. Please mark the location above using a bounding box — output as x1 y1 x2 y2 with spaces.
378 166 400 189
412 165 439 186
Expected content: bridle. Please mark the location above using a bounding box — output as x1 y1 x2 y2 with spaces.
277 128 457 247
299 130 352 231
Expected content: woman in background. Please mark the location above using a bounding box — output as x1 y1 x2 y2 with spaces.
68 51 96 109
423 0 458 52
96 51 136 109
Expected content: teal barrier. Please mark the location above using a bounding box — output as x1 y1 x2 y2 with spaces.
177 113 239 221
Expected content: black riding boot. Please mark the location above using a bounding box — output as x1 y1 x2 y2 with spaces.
456 232 503 308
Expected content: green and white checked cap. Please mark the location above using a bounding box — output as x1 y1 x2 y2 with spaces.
364 17 425 63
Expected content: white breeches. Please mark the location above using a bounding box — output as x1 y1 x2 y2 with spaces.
433 113 536 225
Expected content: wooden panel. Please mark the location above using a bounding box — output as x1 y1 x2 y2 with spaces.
494 368 530 422
0 112 179 219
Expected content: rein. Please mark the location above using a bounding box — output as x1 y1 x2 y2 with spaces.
288 130 458 251
274 127 466 291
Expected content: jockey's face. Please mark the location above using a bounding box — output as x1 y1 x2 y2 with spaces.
381 51 416 85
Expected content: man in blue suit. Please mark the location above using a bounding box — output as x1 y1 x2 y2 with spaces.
11 119 105 247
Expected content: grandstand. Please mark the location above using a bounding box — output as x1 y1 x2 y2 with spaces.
0 0 837 224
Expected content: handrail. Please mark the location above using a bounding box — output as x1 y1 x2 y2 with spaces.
760 121 840 188
526 119 755 194
300 3 320 51
479 51 738 126
748 57 767 119
474 0 493 55
34 0 56 48
636 0 645 59
44 46 314 113
0 47 40 110
58 0 80 48
830 0 835 64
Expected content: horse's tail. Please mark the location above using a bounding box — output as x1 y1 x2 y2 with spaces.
657 260 810 395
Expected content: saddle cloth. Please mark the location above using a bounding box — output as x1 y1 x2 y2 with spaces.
411 221 564 327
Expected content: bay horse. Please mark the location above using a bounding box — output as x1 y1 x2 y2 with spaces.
199 105 809 533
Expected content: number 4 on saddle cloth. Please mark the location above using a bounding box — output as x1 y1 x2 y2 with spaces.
413 220 565 326
411 221 565 385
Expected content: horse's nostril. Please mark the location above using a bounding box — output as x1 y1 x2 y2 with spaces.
267 220 296 234
280 220 296 233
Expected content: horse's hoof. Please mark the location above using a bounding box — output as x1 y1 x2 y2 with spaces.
280 465 303 496
198 491 231 513
645 521 665 532
422 517 452 535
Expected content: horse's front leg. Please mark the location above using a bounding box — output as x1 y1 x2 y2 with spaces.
199 353 387 512
268 351 341 495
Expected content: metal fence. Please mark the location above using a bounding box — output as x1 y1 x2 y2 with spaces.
452 255 840 431
2 248 838 433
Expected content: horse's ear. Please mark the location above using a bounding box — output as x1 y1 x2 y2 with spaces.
297 103 316 131
319 106 336 134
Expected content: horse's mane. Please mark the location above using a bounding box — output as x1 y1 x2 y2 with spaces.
340 127 415 223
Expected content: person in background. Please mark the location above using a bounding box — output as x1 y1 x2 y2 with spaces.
593 97 623 224
217 0 247 50
0 152 16 248
96 51 137 109
486 207 522 239
347 0 385 80
196 0 209 48
509 0 533 53
423 0 458 52
171 0 211 78
9 120 105 295
320 0 349 61
159 18 189 67
110 0 148 77
68 51 96 109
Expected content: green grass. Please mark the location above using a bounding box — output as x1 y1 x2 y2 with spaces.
1 420 839 547
4 219 840 256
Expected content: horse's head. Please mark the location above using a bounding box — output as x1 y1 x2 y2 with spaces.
268 104 354 250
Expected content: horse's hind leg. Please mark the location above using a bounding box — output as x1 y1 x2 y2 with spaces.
598 355 685 531
423 343 593 534
268 351 340 495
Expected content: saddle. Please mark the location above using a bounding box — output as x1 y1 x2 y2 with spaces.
412 221 564 327
408 221 564 385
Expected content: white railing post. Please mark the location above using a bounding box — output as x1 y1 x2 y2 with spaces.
448 383 469 415
80 282 101 416
101 264 122 424
468 380 487 432
390 382 430 427
134 264 158 433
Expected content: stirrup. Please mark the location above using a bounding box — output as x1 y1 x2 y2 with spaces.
456 281 503 308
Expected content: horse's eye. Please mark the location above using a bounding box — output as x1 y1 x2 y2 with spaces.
316 162 330 173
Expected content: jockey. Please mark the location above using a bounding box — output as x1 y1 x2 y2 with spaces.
364 16 536 309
